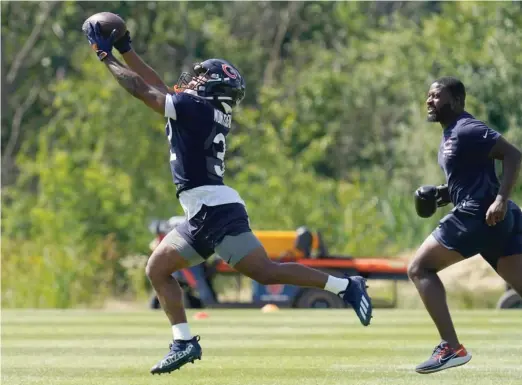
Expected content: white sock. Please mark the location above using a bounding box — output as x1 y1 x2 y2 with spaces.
324 276 350 295
172 323 192 341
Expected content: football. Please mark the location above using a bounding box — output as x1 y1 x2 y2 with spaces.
82 12 127 41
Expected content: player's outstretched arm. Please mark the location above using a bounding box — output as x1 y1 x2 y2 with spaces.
103 54 166 115
113 31 169 93
84 22 166 115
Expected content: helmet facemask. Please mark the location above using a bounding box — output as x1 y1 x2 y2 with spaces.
174 65 210 94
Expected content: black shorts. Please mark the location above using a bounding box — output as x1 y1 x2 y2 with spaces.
432 200 522 269
165 203 262 266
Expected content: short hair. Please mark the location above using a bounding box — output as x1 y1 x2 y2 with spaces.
435 76 466 106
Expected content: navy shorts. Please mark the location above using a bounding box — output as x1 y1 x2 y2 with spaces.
432 200 522 269
164 203 262 266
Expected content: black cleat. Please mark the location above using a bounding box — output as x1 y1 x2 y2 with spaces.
340 276 373 326
150 335 202 375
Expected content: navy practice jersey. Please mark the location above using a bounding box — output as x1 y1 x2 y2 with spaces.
164 92 232 196
438 112 501 209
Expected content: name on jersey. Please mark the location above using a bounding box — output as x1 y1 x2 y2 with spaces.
214 109 232 128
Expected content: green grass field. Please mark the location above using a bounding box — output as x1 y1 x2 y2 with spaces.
2 309 521 385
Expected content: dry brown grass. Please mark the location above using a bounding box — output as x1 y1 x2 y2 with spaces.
395 252 506 309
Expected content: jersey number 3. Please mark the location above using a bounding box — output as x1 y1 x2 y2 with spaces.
167 122 226 179
211 133 226 177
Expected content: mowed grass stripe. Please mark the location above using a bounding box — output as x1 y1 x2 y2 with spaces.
3 309 521 323
2 325 522 341
3 354 522 374
4 347 522 361
3 362 522 385
1 309 521 385
4 338 522 350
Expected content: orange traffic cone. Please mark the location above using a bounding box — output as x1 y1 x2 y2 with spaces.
261 304 280 313
193 311 209 320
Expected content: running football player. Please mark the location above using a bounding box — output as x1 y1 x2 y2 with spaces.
84 23 373 375
411 76 522 374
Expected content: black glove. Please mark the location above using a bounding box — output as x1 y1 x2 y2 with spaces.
415 185 438 218
414 184 451 218
435 184 450 207
114 30 132 54
85 22 116 61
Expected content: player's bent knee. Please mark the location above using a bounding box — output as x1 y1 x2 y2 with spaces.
407 252 440 279
407 248 431 279
144 253 164 283
407 259 423 280
408 234 464 280
408 253 444 279
146 244 190 283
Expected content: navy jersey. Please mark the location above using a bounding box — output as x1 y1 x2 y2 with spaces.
164 92 232 196
438 112 501 208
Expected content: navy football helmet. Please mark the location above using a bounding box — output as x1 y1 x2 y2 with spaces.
175 58 246 107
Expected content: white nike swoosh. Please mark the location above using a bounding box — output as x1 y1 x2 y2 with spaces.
438 349 461 364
